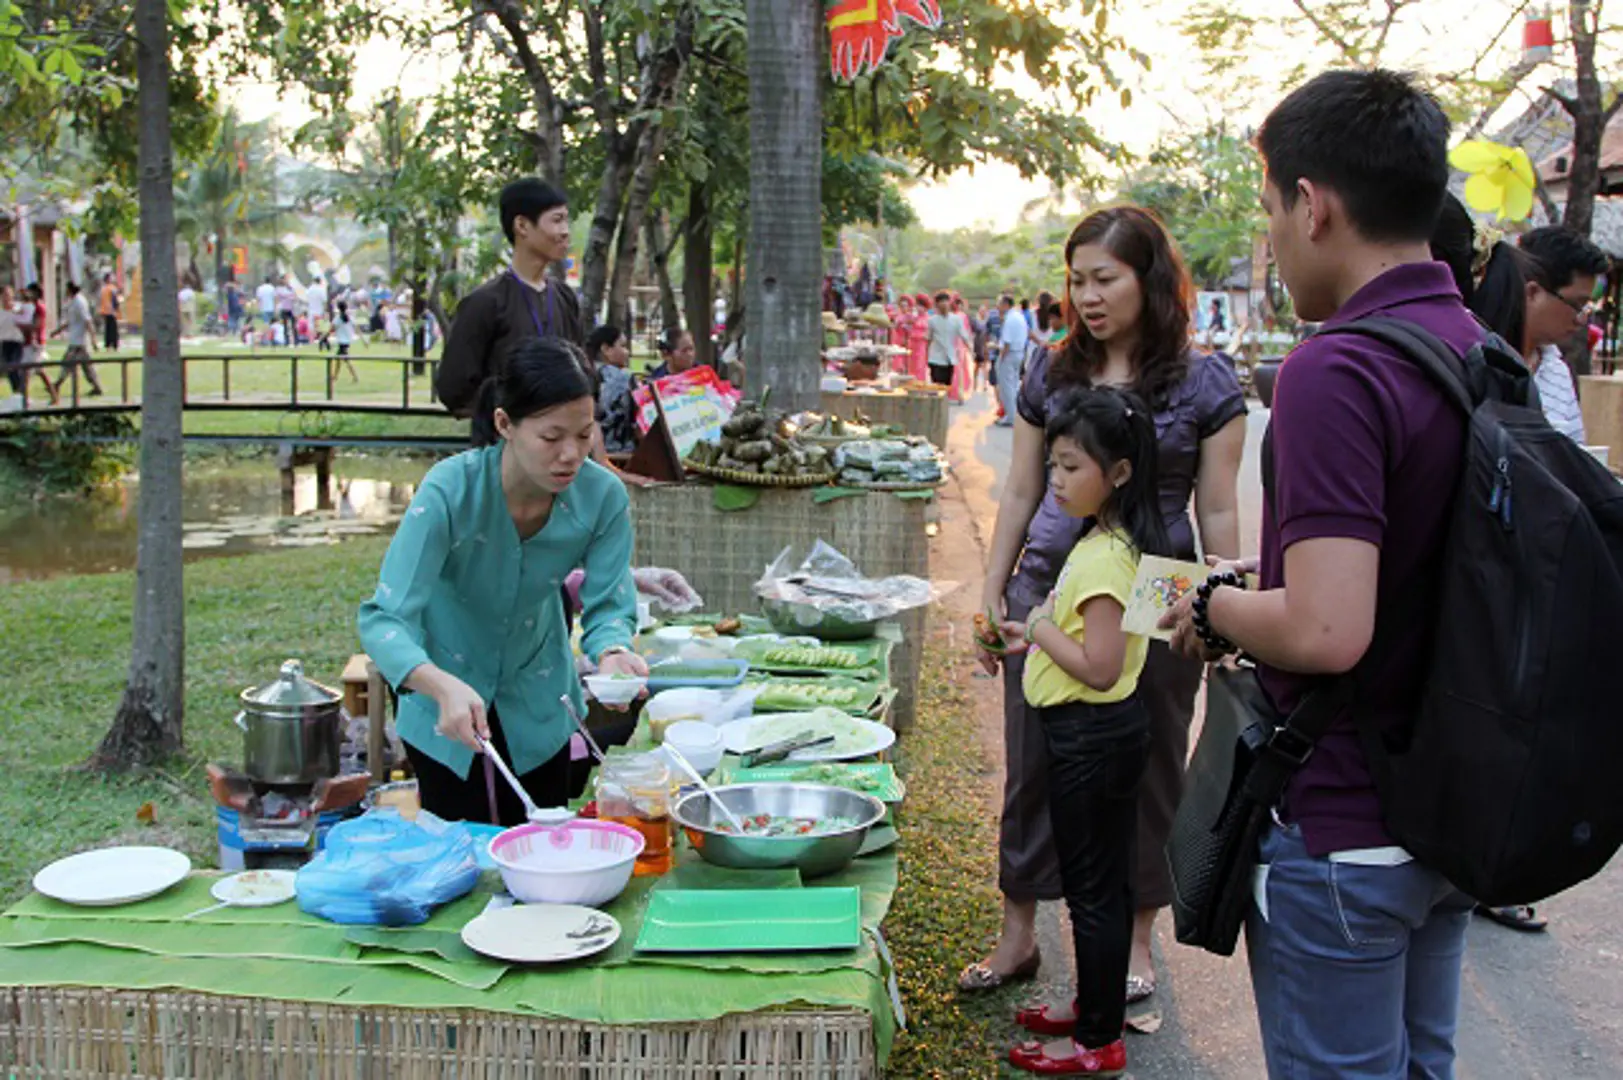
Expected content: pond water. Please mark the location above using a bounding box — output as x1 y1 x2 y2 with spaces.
0 455 439 583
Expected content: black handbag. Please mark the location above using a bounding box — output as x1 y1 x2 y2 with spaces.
1166 664 1353 956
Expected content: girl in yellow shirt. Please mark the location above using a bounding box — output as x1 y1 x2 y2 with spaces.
998 386 1169 1076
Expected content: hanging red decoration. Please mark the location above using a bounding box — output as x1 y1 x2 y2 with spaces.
1522 11 1555 63
827 0 943 82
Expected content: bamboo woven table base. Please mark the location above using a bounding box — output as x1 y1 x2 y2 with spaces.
2 987 877 1079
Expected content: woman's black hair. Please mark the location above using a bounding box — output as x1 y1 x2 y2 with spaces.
586 324 623 365
1430 192 1527 347
471 337 596 447
658 324 690 354
584 324 623 392
1044 385 1171 558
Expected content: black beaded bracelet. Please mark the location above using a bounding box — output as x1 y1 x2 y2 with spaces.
1191 570 1244 655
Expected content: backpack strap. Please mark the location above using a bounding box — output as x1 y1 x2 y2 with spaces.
1255 317 1454 806
1313 314 1477 415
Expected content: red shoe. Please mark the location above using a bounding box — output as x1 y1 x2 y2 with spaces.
1008 1038 1126 1075
1014 1001 1077 1037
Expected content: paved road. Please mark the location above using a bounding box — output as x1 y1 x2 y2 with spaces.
943 386 1623 1079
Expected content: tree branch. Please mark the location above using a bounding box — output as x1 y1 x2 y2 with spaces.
1544 84 1579 114
1605 88 1623 125
583 2 618 138
473 0 558 126
1288 0 1360 64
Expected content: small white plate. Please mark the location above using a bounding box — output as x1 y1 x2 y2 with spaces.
460 903 622 964
33 846 192 907
211 869 297 907
718 714 896 763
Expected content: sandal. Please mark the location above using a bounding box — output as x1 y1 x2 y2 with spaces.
1476 904 1548 932
1125 974 1156 1004
958 948 1041 992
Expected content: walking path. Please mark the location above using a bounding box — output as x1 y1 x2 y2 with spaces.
939 385 1623 1078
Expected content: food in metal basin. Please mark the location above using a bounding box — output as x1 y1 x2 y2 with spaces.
714 813 864 837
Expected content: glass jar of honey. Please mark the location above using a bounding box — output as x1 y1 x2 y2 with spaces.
594 753 672 876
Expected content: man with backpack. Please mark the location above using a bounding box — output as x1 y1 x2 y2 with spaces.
1164 70 1480 1077
1167 67 1623 1078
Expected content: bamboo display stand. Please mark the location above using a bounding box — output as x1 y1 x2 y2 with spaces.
1 987 876 1079
628 483 930 731
819 389 950 450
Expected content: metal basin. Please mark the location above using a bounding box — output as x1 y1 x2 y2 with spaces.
673 783 887 879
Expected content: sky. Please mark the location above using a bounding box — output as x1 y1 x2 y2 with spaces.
228 0 1602 234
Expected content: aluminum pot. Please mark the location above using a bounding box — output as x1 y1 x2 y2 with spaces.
235 659 343 784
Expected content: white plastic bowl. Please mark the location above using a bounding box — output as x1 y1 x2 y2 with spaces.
583 673 647 707
662 720 725 775
489 820 645 907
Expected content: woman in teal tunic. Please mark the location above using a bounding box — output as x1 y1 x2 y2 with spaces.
359 338 647 824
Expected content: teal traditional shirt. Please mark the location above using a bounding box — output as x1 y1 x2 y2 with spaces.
358 447 636 778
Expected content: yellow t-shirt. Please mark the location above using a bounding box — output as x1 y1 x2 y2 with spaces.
1022 529 1147 708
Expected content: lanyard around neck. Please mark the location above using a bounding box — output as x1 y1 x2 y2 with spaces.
508 266 555 339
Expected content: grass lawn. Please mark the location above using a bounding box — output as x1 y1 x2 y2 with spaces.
4 556 1010 1073
0 537 391 906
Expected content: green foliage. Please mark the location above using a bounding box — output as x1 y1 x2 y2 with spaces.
821 0 1142 190
0 414 136 496
822 151 916 243
886 212 1069 302
1120 126 1262 288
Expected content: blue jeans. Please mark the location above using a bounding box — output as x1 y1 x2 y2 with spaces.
995 349 1021 421
1247 822 1474 1080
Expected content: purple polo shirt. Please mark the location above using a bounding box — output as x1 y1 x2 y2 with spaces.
1259 262 1474 856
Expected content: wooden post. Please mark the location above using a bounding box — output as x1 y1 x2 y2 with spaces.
366 660 388 783
315 447 333 511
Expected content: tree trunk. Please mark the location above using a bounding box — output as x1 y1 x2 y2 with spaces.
647 213 681 331
386 223 398 284
606 127 671 332
97 0 185 770
683 183 715 369
579 143 634 330
1561 0 1604 236
745 0 823 411
578 10 695 329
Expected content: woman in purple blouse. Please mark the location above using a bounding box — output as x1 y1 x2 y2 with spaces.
965 206 1247 1004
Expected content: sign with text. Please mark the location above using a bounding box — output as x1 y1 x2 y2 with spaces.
633 367 742 459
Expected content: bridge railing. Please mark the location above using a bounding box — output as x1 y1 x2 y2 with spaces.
7 352 449 417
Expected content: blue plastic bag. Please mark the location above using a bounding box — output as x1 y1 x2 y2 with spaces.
296 809 480 925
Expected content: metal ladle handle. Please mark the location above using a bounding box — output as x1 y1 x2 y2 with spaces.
477 737 543 821
661 743 748 834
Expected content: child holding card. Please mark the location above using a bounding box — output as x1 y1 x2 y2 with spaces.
996 385 1168 1076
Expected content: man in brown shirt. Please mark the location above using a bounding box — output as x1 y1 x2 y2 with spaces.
437 178 584 417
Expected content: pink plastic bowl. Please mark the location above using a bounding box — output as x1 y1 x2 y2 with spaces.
488 820 645 907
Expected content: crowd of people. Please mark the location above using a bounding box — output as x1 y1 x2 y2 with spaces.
964 68 1618 1078
222 273 437 363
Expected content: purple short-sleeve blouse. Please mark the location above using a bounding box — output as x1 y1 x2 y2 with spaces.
1009 347 1246 601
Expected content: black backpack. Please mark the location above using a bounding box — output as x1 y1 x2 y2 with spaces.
1314 315 1623 905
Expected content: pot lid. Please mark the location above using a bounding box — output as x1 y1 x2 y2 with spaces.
241 659 341 709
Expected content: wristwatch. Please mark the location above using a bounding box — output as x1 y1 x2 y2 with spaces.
596 644 633 664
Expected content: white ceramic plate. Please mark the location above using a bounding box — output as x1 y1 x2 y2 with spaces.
210 869 297 907
33 846 192 907
460 903 622 964
719 713 896 763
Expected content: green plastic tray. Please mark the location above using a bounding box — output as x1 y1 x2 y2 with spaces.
633 888 862 953
722 762 906 803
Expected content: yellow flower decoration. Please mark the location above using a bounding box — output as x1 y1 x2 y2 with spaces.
1449 140 1536 223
